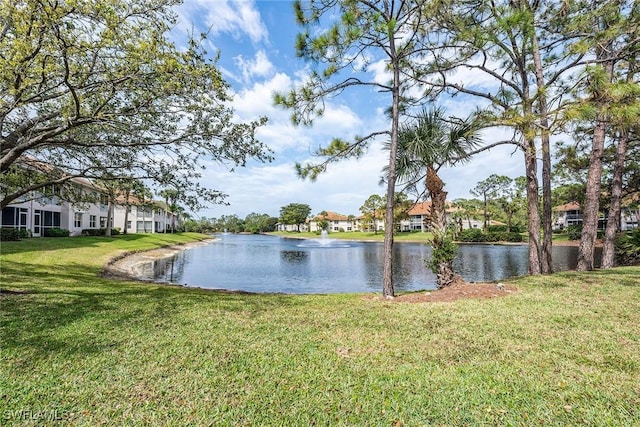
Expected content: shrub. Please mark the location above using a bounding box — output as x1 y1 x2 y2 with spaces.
456 229 523 243
82 228 103 236
0 228 21 241
489 224 523 233
615 229 640 266
427 236 459 274
43 228 70 237
457 228 485 242
567 224 582 241
19 228 31 238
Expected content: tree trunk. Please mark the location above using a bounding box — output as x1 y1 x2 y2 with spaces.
381 35 401 298
601 130 628 268
105 200 113 237
531 29 553 274
524 139 542 275
427 167 462 288
123 205 129 235
576 114 607 271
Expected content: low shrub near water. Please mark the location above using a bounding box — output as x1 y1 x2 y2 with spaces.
615 229 640 266
457 228 523 243
567 224 582 240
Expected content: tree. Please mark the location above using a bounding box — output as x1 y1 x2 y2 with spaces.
279 203 311 232
0 0 271 211
471 175 512 232
359 195 385 234
217 214 244 234
420 0 599 275
158 187 179 233
244 212 277 234
568 1 640 270
452 198 482 231
495 176 527 233
393 192 413 231
386 107 481 288
275 0 439 297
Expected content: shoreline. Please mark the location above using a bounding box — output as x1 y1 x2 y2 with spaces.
102 238 216 282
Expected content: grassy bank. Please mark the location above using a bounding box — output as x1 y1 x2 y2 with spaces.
1 234 639 425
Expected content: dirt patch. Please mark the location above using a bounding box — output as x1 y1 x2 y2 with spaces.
369 281 518 303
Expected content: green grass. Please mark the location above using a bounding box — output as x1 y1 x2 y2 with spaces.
1 234 639 425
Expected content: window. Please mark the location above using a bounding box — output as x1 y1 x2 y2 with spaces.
89 215 96 228
100 217 107 228
126 221 132 229
74 213 83 228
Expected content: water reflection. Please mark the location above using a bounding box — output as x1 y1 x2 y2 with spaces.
146 235 599 294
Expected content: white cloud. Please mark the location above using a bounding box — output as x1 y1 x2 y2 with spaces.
234 50 275 82
177 0 268 44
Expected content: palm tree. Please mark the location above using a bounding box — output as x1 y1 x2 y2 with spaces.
384 107 482 288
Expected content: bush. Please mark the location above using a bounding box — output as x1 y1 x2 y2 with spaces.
0 228 21 241
43 228 70 237
19 228 31 238
456 229 523 243
457 228 485 242
566 224 582 240
488 224 523 234
615 229 640 266
427 236 459 274
82 228 104 236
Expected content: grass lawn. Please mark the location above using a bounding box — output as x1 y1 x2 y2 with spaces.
1 234 639 425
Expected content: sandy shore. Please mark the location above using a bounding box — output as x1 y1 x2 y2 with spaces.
102 239 216 282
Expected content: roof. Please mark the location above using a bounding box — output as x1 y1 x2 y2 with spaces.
553 202 581 212
312 211 350 221
406 201 456 216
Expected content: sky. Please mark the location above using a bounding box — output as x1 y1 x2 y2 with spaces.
174 0 526 220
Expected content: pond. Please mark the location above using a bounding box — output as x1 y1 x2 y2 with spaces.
138 234 600 294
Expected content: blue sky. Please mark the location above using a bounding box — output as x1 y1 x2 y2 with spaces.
174 0 525 220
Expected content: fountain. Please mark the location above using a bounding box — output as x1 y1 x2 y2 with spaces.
297 230 354 248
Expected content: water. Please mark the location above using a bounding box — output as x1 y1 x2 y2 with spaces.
140 234 599 294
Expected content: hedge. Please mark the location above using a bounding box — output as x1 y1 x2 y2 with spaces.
457 228 523 243
0 228 21 241
43 228 71 237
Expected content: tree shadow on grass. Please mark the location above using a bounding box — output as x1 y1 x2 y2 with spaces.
1 259 310 365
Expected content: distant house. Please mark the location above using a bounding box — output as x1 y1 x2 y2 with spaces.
553 201 639 231
553 202 583 230
398 201 484 232
309 211 356 232
113 197 178 234
621 205 639 230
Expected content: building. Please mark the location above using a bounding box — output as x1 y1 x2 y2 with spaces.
1 178 110 237
308 211 357 232
553 201 639 231
552 202 583 230
113 197 178 234
2 178 179 237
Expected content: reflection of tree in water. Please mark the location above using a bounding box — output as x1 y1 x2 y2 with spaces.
280 250 309 263
150 251 188 283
